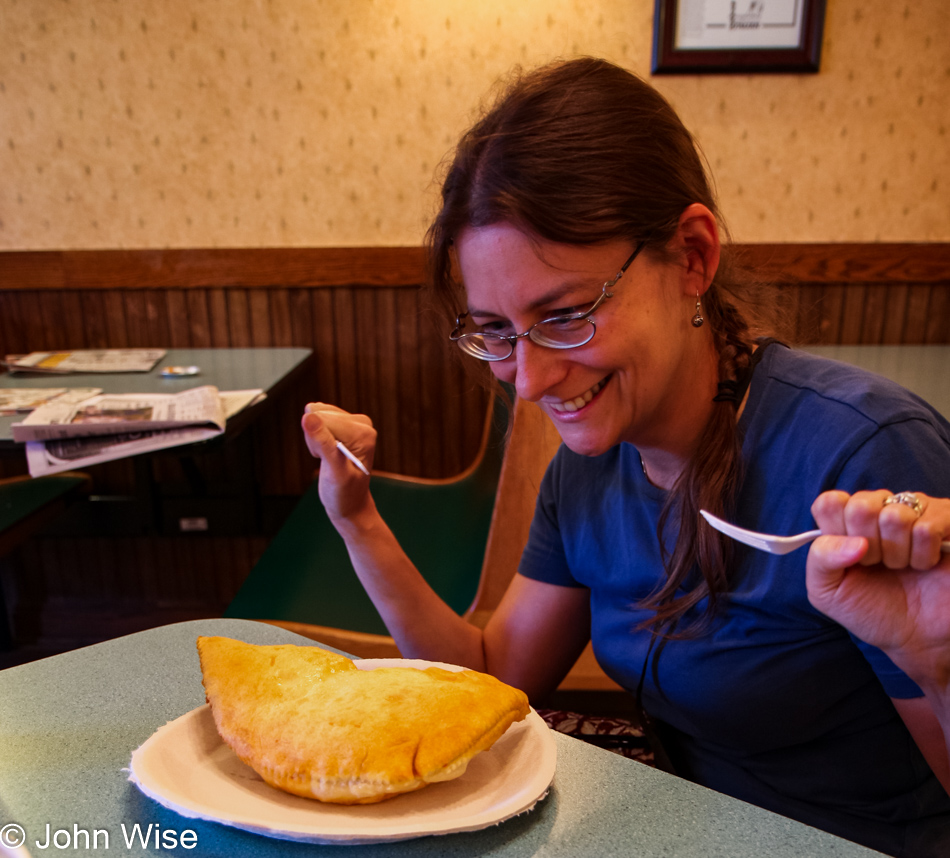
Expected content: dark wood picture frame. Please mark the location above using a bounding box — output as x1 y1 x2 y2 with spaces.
652 0 826 74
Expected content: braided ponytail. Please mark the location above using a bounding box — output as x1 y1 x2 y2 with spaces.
642 263 759 633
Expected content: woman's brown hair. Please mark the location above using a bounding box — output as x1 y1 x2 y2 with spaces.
426 57 776 634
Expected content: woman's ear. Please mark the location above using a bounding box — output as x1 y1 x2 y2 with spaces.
672 203 721 296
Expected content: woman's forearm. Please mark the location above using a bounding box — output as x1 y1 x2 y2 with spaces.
889 647 950 795
300 406 487 669
331 498 487 670
918 684 950 795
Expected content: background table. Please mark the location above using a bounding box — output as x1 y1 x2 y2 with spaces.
803 344 950 419
0 619 884 857
0 348 312 538
0 348 313 445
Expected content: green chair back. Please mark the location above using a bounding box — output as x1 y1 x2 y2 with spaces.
225 395 509 635
0 473 90 556
0 472 91 648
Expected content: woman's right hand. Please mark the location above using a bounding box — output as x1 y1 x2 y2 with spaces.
301 403 376 523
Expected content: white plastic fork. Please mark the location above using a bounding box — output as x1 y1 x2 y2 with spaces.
700 509 950 556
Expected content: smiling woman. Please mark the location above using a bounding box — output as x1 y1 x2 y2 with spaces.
427 58 769 626
299 57 950 858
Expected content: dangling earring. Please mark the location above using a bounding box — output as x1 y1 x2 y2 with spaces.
691 292 704 328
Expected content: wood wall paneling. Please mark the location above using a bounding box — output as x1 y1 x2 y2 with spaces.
0 243 947 484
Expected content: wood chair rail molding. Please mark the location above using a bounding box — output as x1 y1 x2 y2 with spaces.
0 247 427 291
0 243 948 291
730 242 950 283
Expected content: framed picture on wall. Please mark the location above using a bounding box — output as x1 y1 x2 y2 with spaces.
652 0 826 74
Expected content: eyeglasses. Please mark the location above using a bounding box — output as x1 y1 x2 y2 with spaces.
449 241 645 362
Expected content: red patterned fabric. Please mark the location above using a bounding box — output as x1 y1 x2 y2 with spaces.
537 708 655 765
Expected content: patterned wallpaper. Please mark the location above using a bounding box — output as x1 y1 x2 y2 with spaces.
1 0 947 250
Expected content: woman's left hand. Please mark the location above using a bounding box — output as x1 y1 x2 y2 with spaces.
807 490 950 689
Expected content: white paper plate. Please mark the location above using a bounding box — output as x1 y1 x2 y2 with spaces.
128 658 555 844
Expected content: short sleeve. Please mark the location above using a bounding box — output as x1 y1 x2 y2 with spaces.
851 637 923 698
517 451 587 589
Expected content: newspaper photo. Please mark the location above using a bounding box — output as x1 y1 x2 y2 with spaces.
12 385 225 443
0 387 102 416
24 390 265 477
4 349 166 374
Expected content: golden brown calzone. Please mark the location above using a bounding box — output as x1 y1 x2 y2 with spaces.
196 636 530 804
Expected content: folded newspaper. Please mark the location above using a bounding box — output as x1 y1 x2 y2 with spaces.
4 349 166 374
11 386 225 443
23 389 265 477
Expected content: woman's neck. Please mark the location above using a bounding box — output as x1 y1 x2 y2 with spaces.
637 447 684 490
636 345 722 489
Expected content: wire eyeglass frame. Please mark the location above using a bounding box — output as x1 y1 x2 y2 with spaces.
449 241 646 362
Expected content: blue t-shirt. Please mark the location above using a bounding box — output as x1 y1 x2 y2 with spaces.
519 345 950 857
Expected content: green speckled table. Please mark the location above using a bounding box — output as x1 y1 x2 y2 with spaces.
0 619 884 857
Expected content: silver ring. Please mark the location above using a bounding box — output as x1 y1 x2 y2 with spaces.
883 491 924 517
